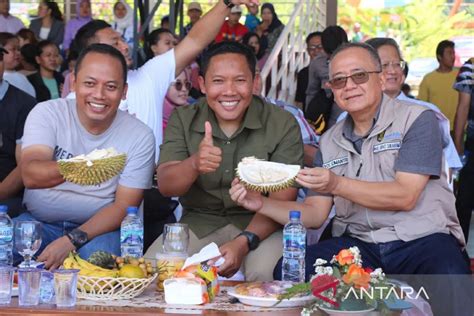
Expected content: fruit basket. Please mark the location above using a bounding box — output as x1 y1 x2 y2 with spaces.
77 274 157 300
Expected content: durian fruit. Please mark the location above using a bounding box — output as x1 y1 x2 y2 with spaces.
58 147 126 186
87 251 117 270
236 156 300 193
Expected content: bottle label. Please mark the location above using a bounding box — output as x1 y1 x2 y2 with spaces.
0 226 12 241
283 233 306 251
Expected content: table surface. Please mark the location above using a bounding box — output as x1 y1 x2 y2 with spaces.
0 281 308 316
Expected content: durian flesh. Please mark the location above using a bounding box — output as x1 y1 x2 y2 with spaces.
236 157 300 193
58 147 126 186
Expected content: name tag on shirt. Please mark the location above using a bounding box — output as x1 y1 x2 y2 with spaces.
323 156 348 169
373 141 401 153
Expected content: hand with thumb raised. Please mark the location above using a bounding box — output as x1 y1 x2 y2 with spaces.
193 121 222 174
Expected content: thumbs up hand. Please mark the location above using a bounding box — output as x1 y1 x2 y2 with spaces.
193 121 222 174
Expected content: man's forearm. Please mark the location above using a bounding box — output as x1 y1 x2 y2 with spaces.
0 167 23 200
21 160 64 189
157 157 200 196
453 92 471 154
245 213 281 240
78 203 127 240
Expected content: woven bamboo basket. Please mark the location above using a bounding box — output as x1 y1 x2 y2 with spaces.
77 274 157 300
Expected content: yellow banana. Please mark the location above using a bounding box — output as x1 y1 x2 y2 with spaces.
73 253 115 273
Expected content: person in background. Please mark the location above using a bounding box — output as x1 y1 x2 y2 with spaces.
27 40 63 102
17 28 38 47
160 15 170 30
111 0 134 50
418 40 459 131
215 6 248 43
0 44 37 218
144 28 176 61
163 69 191 131
295 31 322 109
242 31 266 71
256 3 283 54
0 0 24 34
29 1 64 48
401 83 414 99
244 3 260 32
453 58 474 243
351 22 364 43
183 2 202 37
62 0 92 52
18 43 38 77
0 32 36 98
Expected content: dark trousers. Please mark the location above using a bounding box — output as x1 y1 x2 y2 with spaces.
274 233 472 316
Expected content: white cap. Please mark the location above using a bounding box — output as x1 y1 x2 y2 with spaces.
230 5 242 14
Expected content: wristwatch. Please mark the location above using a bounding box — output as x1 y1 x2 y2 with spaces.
66 228 89 249
236 231 260 251
222 0 235 9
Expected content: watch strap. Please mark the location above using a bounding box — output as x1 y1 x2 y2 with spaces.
66 228 88 249
236 231 260 251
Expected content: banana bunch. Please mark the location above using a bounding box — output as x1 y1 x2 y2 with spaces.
63 252 118 278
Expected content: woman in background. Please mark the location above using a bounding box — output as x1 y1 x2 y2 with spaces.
27 40 63 102
242 31 267 71
18 43 38 77
111 0 134 49
163 69 191 131
256 3 283 54
62 0 92 52
29 1 64 48
17 28 38 47
144 28 176 61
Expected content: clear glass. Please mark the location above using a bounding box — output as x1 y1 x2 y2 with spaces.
18 267 41 306
162 223 189 254
54 269 79 307
14 221 42 268
40 271 55 304
0 265 15 305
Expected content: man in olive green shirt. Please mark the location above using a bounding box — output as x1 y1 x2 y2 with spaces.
145 42 304 281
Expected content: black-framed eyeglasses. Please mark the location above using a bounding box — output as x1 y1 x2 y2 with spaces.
328 70 381 89
381 61 406 71
171 80 192 91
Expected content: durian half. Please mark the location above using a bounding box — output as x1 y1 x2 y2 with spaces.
236 156 300 193
58 148 126 186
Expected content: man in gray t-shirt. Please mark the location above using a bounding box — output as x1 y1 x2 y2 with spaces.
16 44 155 270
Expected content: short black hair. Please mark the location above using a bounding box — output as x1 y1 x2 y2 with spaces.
70 20 111 55
74 43 128 84
0 32 18 47
20 43 38 67
365 37 402 60
321 26 348 56
36 40 58 56
306 31 322 45
436 40 454 61
330 42 382 73
145 28 174 59
201 41 256 78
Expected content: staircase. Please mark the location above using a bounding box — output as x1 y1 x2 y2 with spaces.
261 0 327 104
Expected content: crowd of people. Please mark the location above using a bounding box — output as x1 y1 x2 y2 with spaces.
0 0 472 315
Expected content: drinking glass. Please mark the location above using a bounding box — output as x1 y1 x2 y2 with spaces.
14 221 42 268
18 267 41 306
54 269 79 307
0 265 15 305
162 223 189 254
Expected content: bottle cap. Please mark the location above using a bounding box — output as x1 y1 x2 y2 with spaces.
0 205 8 213
289 210 301 219
126 206 138 215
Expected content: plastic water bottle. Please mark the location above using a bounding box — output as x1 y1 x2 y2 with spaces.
120 206 143 258
0 205 13 265
282 210 306 283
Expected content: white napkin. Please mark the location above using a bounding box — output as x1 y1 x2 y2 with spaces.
182 242 225 270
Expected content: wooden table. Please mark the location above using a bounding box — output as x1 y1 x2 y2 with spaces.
0 281 306 316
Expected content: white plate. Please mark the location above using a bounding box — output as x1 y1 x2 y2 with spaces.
318 305 376 316
228 291 315 308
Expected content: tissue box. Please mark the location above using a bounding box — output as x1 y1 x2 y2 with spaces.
163 278 207 304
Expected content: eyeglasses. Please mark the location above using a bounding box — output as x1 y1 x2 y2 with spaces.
381 61 406 71
328 70 381 89
171 80 192 91
308 44 323 51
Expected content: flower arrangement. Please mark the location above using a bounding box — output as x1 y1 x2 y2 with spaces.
279 247 401 315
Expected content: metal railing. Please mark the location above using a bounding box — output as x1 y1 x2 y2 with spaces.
260 0 326 103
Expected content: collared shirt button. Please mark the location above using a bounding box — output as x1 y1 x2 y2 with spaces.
225 141 231 145
225 169 230 173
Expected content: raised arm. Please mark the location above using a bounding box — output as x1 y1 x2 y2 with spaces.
174 0 258 74
0 144 24 199
20 145 65 189
453 91 471 154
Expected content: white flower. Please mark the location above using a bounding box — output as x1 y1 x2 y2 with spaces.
314 266 327 275
325 267 333 275
314 258 327 266
370 268 385 280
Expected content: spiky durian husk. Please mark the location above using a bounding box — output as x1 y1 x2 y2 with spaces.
88 251 117 269
235 157 300 193
58 153 126 186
